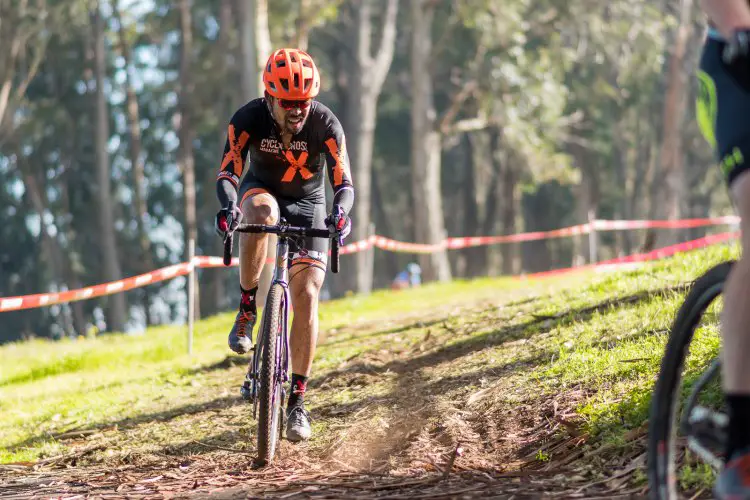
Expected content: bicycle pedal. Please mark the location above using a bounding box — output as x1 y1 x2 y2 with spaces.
688 405 728 432
240 383 255 402
685 406 727 464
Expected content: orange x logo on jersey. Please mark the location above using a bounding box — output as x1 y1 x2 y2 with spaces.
325 137 350 187
221 125 250 176
281 150 313 182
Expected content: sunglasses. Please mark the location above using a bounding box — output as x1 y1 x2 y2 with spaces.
278 98 312 110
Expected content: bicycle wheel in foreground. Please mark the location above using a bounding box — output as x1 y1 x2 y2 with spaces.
256 283 285 466
648 262 732 499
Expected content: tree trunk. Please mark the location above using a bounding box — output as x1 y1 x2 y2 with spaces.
113 1 155 324
463 133 483 278
500 163 520 275
341 0 399 294
495 132 520 276
15 155 78 335
93 2 128 332
371 158 401 284
255 0 271 73
0 0 47 140
60 152 87 337
238 0 260 100
651 0 694 246
178 0 199 319
410 0 451 283
295 0 312 51
236 0 270 100
612 124 632 256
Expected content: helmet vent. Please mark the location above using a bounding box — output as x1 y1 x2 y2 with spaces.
303 78 312 92
280 78 289 91
276 60 286 68
293 73 300 89
302 59 312 68
290 53 297 63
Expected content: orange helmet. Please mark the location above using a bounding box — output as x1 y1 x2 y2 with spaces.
263 48 320 100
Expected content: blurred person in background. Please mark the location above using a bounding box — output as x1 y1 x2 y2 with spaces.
392 262 422 290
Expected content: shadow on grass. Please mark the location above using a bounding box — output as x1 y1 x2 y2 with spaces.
186 355 249 375
6 394 244 455
319 316 451 349
307 284 696 471
158 429 256 458
312 286 686 396
312 349 557 420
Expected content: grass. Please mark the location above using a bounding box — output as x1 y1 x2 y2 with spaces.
0 242 738 496
0 273 547 463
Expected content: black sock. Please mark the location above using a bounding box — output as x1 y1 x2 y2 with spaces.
726 394 750 459
288 373 308 409
240 286 258 314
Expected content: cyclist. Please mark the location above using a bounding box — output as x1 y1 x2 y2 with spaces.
214 48 354 442
697 2 750 497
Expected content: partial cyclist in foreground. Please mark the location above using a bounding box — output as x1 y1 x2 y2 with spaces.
214 48 353 442
697 1 750 497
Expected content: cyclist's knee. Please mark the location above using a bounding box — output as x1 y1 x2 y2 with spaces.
292 274 324 306
242 193 279 225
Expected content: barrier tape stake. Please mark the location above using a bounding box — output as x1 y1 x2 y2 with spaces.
588 209 598 264
365 222 376 293
187 238 195 356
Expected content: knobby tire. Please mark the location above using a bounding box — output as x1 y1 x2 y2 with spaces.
256 283 285 466
647 261 733 500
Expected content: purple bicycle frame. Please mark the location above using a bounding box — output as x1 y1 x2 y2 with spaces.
252 237 292 410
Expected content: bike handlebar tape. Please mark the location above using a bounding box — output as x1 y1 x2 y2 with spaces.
223 234 233 266
331 238 340 274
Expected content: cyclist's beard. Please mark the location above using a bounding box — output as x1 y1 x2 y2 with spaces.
283 109 309 135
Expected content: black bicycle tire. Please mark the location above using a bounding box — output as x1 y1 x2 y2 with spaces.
648 261 733 500
256 283 285 466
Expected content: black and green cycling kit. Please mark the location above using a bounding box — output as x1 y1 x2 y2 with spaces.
697 28 750 185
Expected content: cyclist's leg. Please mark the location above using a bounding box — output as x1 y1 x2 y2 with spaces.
238 184 280 290
227 181 279 354
721 172 750 437
285 198 327 381
699 34 750 497
281 198 326 441
716 173 750 496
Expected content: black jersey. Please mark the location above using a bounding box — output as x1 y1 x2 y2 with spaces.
217 98 353 204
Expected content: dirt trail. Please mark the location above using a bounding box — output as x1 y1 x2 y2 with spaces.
1 295 658 499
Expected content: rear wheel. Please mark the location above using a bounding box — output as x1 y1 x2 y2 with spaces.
256 283 285 466
648 262 731 499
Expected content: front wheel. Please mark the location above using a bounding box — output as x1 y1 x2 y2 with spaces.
648 261 732 499
256 283 286 466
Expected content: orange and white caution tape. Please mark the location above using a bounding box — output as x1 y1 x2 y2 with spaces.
593 215 739 231
0 263 192 312
0 217 740 312
522 231 739 280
